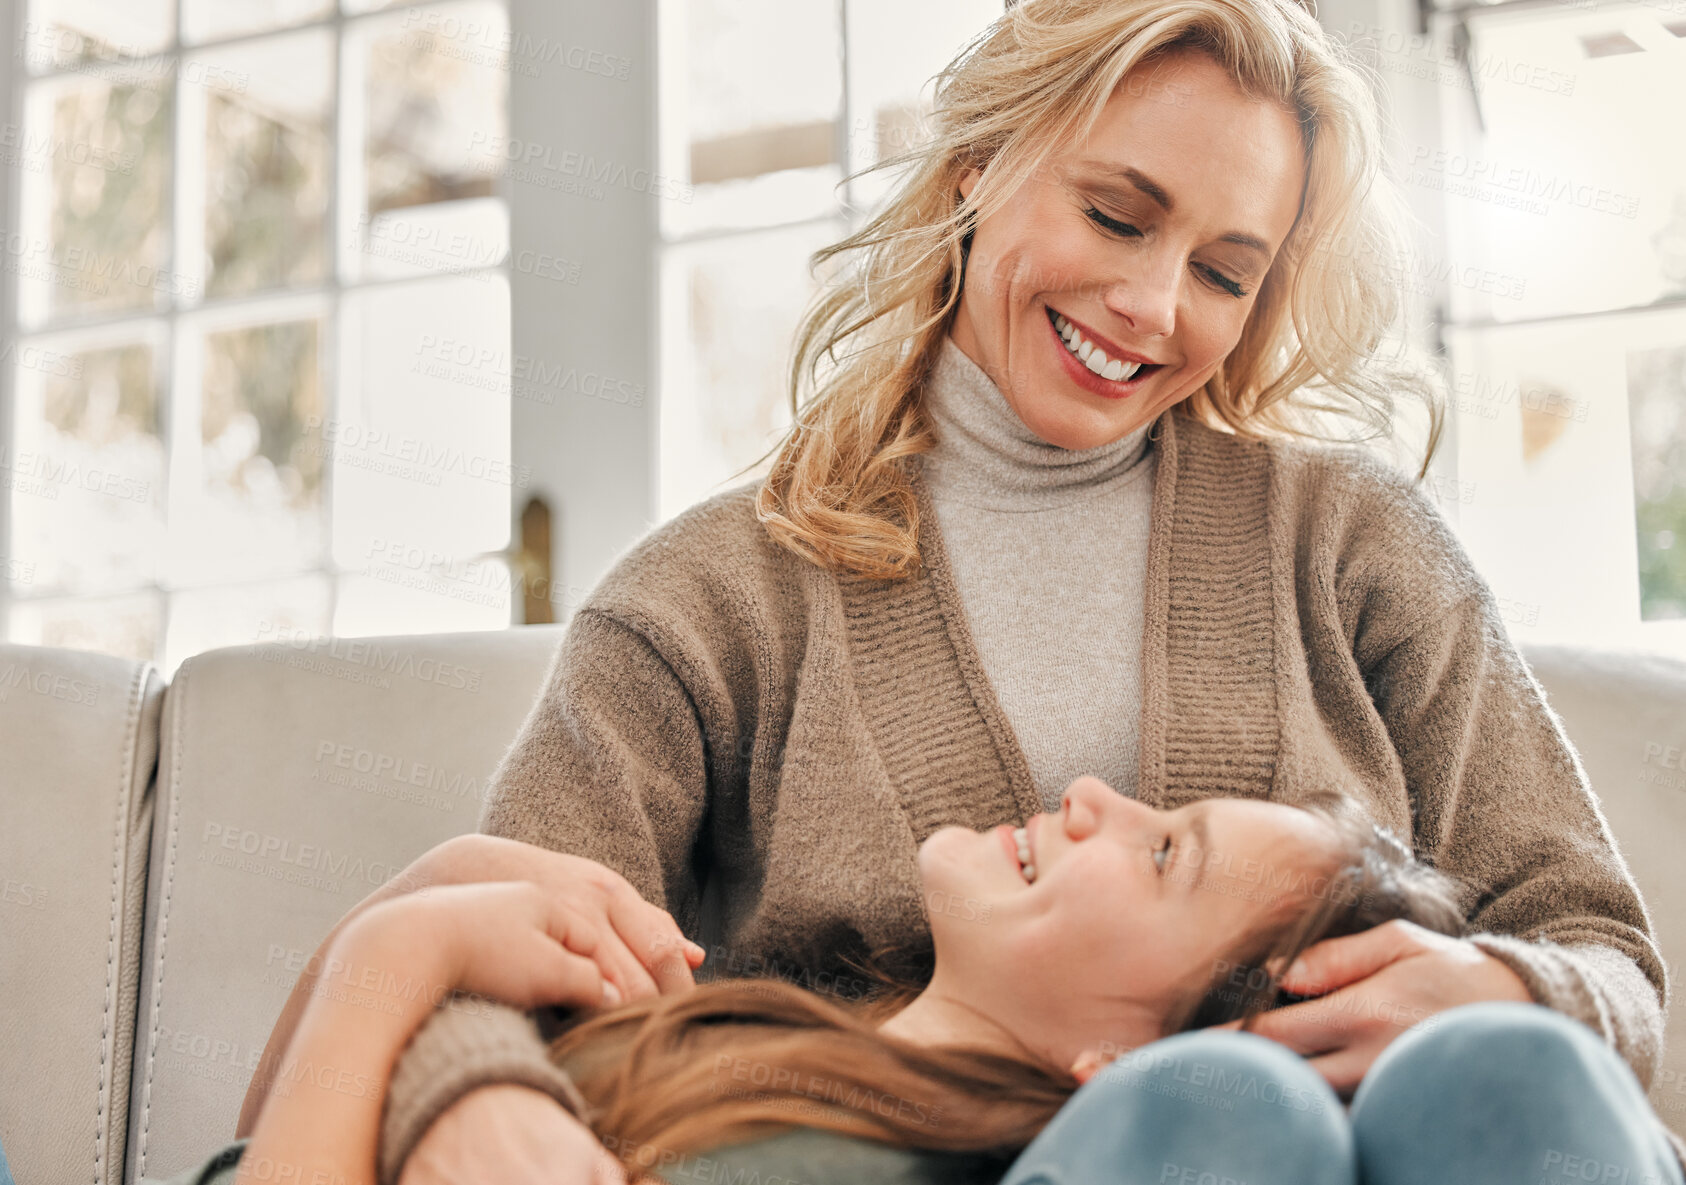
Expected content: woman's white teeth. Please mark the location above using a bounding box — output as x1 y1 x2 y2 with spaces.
1053 312 1142 382
1012 826 1036 883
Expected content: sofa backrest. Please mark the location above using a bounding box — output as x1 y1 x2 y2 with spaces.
1524 644 1686 1132
125 627 564 1184
0 644 164 1185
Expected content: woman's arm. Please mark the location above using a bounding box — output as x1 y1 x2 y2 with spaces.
1359 588 1665 1073
380 609 720 1184
237 834 702 1137
1238 461 1665 1093
237 883 625 1185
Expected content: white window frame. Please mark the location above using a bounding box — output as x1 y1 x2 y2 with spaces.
0 0 516 664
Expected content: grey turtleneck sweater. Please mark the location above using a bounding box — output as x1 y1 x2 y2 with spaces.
918 335 1157 810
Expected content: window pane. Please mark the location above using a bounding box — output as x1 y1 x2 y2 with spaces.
173 316 326 586
360 4 507 218
7 335 166 595
351 199 507 282
182 0 333 45
659 221 841 521
332 275 512 570
1438 4 1686 323
18 73 174 326
843 0 999 216
661 0 843 237
7 590 164 663
1627 343 1686 620
162 576 331 671
200 31 333 299
21 0 173 72
1443 307 1686 646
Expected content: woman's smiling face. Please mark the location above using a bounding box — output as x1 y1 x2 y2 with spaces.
948 48 1308 450
915 777 1344 1069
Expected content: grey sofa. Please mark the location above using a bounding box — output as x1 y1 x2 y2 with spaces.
1 631 1683 1184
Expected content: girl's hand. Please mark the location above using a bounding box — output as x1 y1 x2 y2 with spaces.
345 881 624 1012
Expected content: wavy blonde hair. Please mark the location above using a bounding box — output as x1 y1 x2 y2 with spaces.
747 0 1443 580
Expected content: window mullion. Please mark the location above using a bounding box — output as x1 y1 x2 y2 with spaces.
0 0 23 632
327 11 358 634
164 25 203 616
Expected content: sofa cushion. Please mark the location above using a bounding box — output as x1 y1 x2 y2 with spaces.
0 644 163 1185
126 627 563 1183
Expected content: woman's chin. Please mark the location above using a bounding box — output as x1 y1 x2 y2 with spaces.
1030 387 1167 451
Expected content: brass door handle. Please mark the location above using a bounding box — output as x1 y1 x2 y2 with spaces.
512 496 553 624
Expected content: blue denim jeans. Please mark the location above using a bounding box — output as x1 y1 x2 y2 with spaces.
998 1002 1684 1185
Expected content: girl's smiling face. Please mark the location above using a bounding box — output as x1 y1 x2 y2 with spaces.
915 777 1344 1071
947 48 1308 450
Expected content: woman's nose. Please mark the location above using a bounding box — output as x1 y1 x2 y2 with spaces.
1102 259 1177 339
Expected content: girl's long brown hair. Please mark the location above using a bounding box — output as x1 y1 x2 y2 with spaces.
548 794 1467 1179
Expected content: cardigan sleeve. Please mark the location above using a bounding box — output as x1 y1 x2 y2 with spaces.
1358 582 1668 1088
376 608 714 1185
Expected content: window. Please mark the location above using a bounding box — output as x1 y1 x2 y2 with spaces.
1 0 517 671
654 0 1004 522
1394 0 1686 655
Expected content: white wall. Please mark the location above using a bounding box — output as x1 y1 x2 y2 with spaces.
507 0 662 621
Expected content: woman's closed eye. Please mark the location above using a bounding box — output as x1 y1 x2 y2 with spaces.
1081 205 1250 299
1082 204 1144 240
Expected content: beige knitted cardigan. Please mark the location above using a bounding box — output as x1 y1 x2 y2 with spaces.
375 402 1670 1184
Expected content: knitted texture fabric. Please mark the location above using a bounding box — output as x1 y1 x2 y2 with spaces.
375 998 590 1185
375 398 1672 1182
920 336 1156 809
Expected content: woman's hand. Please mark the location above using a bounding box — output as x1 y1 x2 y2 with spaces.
351 881 626 1012
368 834 705 1001
1213 918 1534 1097
400 1086 629 1185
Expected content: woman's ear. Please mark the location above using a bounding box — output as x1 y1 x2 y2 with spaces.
958 166 981 202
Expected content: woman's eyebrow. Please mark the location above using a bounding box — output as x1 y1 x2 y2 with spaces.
1069 160 1272 257
1075 162 1176 212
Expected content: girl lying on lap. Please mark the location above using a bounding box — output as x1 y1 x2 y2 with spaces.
221 777 1679 1185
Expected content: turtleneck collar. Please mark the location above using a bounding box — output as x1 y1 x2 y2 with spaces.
916 334 1156 512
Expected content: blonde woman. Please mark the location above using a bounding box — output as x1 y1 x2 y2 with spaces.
238 0 1674 1181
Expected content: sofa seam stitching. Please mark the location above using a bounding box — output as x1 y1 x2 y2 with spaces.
137 659 188 1176
95 662 145 1185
